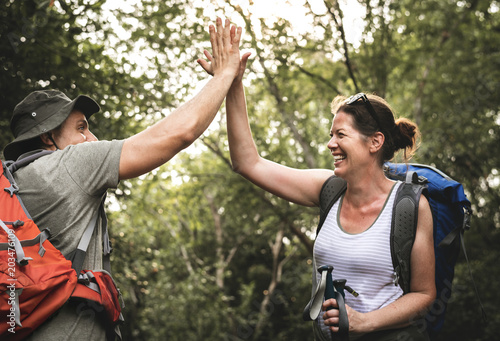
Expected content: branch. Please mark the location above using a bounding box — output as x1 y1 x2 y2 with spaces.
205 191 225 289
231 4 318 169
253 225 284 339
204 191 246 289
203 141 316 254
254 225 298 339
200 136 233 169
323 0 359 92
146 206 197 275
293 62 342 94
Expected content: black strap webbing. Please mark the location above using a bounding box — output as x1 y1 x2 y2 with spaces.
332 286 349 341
67 196 111 274
69 207 101 274
7 150 55 173
317 175 347 236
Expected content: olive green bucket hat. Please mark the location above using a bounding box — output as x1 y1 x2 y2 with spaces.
3 90 100 160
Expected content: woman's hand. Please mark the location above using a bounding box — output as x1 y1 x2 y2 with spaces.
233 51 251 84
322 298 342 333
322 298 368 335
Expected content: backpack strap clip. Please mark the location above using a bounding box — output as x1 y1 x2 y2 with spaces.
0 219 33 266
463 206 472 231
77 271 101 293
3 183 19 197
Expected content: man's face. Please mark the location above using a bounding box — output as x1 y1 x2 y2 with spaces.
51 110 97 149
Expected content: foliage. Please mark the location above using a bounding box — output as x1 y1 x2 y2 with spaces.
1 0 498 340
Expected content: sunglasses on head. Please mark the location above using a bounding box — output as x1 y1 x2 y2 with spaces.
345 93 381 130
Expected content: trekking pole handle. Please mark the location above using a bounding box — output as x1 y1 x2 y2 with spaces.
317 266 353 341
317 265 337 340
317 265 336 311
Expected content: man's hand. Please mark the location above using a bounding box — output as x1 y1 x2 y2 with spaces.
198 18 242 79
119 18 247 180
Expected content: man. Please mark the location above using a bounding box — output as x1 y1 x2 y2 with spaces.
3 18 242 340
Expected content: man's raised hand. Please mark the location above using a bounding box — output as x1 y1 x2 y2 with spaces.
198 17 242 79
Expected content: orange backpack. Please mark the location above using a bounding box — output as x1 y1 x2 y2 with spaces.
0 151 123 340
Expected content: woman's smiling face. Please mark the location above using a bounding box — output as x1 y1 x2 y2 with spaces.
327 111 371 178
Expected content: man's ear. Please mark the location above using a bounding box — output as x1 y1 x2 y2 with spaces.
40 133 55 148
370 132 385 153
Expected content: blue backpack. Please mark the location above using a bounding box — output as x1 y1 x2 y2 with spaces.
310 163 485 339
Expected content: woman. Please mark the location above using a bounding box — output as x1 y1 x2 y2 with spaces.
199 50 435 339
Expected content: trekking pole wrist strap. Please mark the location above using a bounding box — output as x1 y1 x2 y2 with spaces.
334 288 349 340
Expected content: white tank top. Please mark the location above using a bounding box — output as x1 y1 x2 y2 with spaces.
313 181 404 336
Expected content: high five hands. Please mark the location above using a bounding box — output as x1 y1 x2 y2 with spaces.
197 18 251 83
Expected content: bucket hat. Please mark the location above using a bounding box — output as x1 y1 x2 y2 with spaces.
3 90 100 160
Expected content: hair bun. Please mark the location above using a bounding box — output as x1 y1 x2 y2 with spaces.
391 118 420 160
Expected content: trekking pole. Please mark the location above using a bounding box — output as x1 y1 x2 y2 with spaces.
318 265 337 340
318 266 358 341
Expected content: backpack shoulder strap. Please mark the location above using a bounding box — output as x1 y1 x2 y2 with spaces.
5 150 111 274
7 150 55 174
391 173 426 294
316 175 347 237
2 151 54 217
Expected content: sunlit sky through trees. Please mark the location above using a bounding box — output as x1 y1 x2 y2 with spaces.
90 0 368 144
96 0 367 77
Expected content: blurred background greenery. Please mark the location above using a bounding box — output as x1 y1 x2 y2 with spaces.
1 0 498 339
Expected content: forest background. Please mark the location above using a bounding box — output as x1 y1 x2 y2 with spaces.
1 0 499 340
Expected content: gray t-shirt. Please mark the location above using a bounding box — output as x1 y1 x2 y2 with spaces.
15 140 124 340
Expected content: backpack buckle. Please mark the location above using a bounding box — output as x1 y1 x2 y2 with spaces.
393 270 400 287
4 183 19 197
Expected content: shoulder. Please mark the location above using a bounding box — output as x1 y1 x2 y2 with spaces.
53 140 123 173
418 193 430 210
417 193 431 217
49 140 125 195
62 140 124 160
319 174 346 201
417 193 433 233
